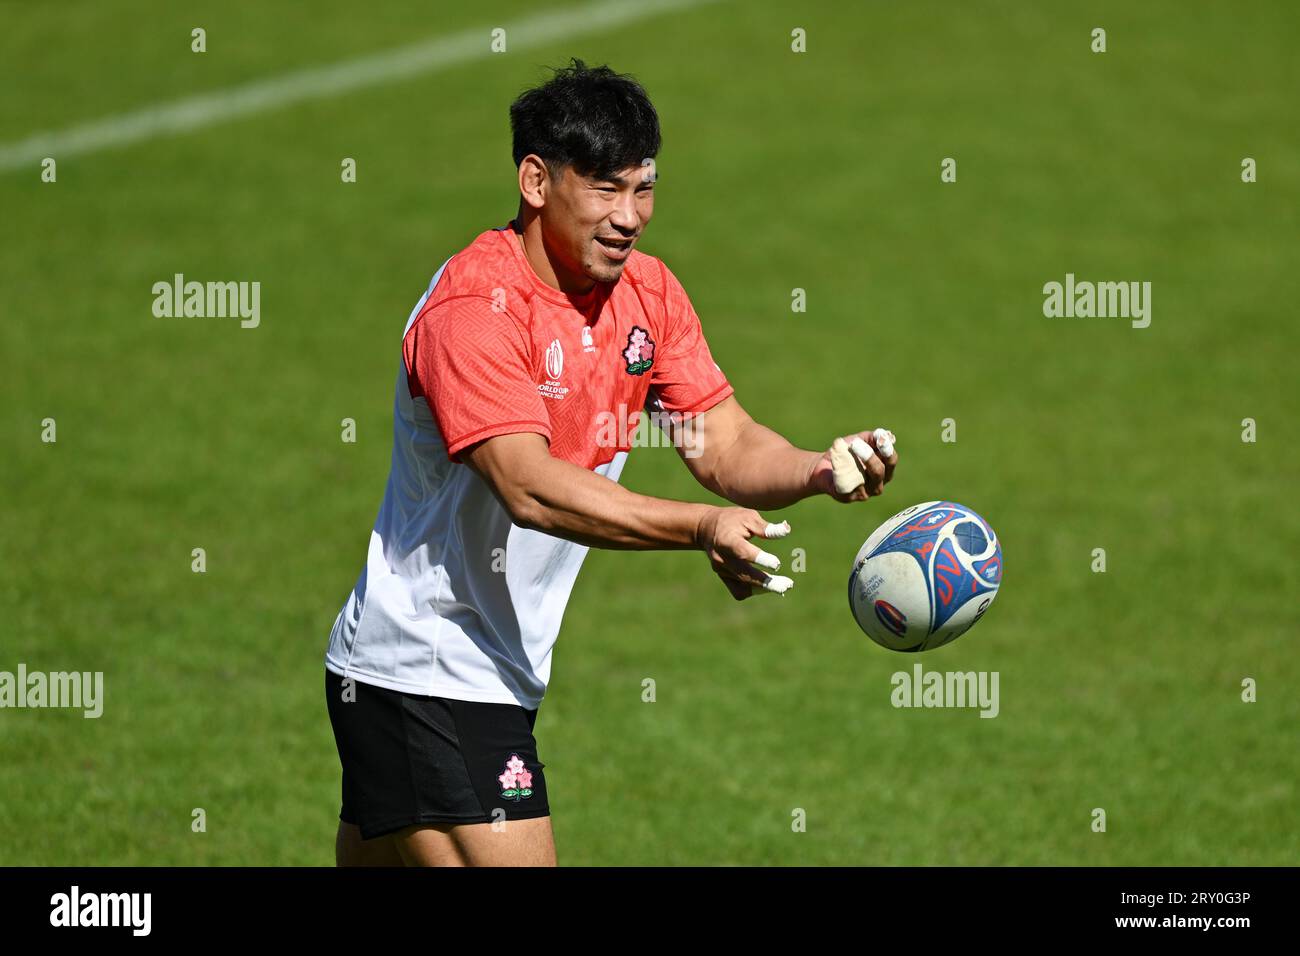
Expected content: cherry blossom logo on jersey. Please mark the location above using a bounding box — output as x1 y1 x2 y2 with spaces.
622 326 655 375
497 754 534 802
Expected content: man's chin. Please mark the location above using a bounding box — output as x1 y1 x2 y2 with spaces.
586 262 627 284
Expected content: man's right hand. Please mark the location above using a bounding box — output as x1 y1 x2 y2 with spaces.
694 507 795 601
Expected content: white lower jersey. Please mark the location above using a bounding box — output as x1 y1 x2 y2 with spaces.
325 261 628 708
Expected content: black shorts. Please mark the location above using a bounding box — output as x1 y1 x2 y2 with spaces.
324 669 550 839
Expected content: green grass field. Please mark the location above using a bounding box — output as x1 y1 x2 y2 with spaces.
2 0 1296 865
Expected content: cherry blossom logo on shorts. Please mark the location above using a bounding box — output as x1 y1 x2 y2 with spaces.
497 753 534 802
622 325 655 375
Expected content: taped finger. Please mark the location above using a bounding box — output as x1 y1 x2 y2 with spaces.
849 436 876 466
763 520 791 539
758 574 794 595
830 437 865 495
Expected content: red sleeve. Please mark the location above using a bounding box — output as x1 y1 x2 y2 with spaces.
404 296 551 464
648 261 734 414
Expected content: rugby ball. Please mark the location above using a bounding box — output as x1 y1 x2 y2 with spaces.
848 501 1002 652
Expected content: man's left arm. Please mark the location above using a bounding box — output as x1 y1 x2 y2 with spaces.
667 394 898 510
645 261 896 510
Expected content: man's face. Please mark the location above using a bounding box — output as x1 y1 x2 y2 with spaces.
538 161 656 285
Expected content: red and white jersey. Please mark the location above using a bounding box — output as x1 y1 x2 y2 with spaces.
325 222 733 707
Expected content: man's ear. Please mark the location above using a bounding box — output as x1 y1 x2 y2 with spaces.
518 155 550 210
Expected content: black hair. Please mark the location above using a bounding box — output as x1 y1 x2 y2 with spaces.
510 58 661 180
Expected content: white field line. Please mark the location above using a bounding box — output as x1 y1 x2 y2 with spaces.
0 0 715 172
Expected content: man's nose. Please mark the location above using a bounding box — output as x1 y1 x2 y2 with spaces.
609 192 639 232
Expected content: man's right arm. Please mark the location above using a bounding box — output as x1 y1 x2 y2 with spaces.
461 432 793 597
408 294 787 597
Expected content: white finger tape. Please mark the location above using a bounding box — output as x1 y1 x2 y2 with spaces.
872 427 896 458
830 437 865 495
849 436 876 464
752 550 781 572
760 574 794 595
763 520 791 539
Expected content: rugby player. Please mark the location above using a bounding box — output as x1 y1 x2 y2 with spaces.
325 59 897 866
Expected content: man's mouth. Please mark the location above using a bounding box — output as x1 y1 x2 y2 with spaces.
595 235 634 261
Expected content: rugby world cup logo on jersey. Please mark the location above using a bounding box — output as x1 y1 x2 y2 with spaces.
538 339 570 400
546 339 563 379
622 325 655 375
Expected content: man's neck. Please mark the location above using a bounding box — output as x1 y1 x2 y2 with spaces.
514 216 596 296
